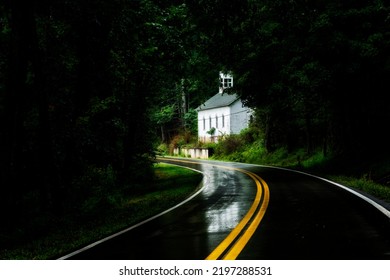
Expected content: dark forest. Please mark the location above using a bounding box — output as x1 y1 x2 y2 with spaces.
1 0 390 257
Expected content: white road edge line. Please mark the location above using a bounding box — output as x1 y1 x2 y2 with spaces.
237 162 390 219
57 164 207 260
164 157 390 218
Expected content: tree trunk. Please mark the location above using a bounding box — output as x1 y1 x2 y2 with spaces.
161 125 166 143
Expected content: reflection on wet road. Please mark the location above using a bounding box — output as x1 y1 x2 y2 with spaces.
60 157 390 260
61 157 261 259
206 201 241 233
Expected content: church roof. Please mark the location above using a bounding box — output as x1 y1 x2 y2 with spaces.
197 93 239 111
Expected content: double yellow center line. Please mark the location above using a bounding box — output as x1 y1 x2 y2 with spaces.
206 167 269 260
158 158 270 260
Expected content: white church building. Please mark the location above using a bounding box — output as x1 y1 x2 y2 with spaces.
197 72 252 143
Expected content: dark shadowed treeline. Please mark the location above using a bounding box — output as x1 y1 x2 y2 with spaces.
187 0 390 158
1 0 390 248
0 0 213 241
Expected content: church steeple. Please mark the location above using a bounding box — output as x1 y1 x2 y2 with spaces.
219 72 233 93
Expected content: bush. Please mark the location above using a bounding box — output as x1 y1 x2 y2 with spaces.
72 164 118 215
156 143 169 155
302 150 328 169
214 134 244 156
240 127 261 145
242 139 266 163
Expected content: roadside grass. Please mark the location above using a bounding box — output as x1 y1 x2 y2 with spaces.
299 152 390 203
209 129 390 204
0 163 202 260
328 175 390 203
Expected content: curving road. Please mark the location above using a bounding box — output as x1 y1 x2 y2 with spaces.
60 157 390 260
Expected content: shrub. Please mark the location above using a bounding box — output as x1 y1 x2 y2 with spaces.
72 164 118 215
240 127 262 145
302 150 328 169
214 134 244 156
156 143 169 155
242 139 266 163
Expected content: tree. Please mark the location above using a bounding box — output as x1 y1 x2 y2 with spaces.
186 0 390 157
142 1 218 143
151 105 176 142
0 0 222 240
0 0 206 237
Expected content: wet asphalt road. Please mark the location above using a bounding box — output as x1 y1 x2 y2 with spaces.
62 158 390 260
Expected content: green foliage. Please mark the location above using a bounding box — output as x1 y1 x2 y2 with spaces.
0 163 202 259
169 130 197 151
207 127 216 136
73 164 118 216
2 0 390 258
0 0 213 252
301 151 329 169
140 1 218 144
331 176 390 203
152 105 175 126
212 127 323 167
213 134 244 161
241 139 266 163
156 143 169 155
187 0 390 157
184 108 198 135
